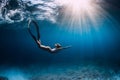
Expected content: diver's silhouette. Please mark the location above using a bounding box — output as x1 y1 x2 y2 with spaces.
28 19 71 53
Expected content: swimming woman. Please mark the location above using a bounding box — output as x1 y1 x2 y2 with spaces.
28 19 71 53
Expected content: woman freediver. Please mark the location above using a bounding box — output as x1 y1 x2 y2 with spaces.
1 0 71 53
28 19 71 53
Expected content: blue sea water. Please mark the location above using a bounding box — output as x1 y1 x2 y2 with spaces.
0 0 120 79
0 18 120 80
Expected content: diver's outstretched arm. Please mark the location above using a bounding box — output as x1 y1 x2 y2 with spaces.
45 46 71 53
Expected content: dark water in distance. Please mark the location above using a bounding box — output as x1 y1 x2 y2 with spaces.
0 0 120 79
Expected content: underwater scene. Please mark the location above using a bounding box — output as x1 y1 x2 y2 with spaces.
0 0 120 80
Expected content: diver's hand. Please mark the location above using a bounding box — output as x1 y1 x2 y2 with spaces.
57 45 72 50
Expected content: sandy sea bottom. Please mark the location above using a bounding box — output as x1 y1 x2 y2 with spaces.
0 63 120 80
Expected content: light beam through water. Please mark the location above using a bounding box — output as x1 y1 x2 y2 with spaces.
56 0 111 33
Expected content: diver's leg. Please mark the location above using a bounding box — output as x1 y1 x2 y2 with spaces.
28 19 42 48
32 20 40 40
28 27 37 42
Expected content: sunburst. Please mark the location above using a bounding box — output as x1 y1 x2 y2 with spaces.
56 0 108 33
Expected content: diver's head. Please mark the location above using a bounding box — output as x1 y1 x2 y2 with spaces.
55 43 61 48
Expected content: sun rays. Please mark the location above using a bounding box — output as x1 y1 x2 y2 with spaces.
55 0 110 33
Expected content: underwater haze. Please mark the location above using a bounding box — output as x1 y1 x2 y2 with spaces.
0 0 120 80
